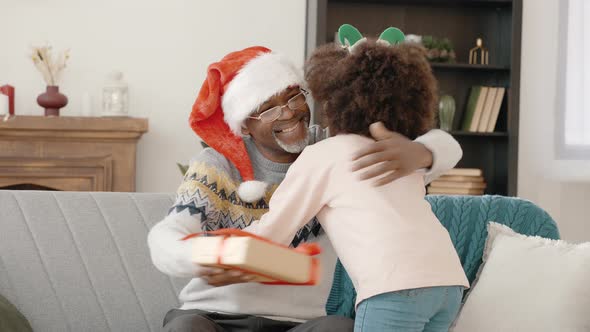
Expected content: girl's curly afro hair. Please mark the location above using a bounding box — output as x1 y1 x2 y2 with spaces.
304 40 437 140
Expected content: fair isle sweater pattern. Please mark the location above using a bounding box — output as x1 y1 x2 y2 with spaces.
171 161 321 247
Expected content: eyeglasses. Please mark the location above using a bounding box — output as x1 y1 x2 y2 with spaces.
248 89 309 123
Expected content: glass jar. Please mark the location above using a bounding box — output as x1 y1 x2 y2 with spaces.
102 71 128 116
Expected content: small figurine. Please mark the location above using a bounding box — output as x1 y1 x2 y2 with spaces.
469 38 489 65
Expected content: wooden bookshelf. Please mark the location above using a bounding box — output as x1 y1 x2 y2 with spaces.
306 0 522 196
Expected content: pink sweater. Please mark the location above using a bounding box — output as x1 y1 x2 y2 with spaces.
245 134 469 306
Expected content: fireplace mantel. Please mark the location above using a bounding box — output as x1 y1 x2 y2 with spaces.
0 116 148 191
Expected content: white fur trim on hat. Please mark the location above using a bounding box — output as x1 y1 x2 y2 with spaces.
238 180 268 203
222 52 305 135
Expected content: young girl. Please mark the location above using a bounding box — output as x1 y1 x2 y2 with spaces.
243 27 469 332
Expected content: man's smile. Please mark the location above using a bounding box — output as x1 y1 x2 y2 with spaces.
273 120 301 134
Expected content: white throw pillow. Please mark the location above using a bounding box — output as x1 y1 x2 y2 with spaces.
452 222 590 332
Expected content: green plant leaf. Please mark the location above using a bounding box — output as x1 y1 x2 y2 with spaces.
433 37 444 50
441 38 452 51
422 35 434 48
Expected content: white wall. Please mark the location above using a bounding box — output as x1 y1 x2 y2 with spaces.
519 0 590 242
0 0 307 192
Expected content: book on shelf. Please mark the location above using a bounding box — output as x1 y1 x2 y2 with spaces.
444 168 483 177
428 168 486 195
486 87 506 132
187 229 320 285
430 180 487 189
461 85 506 133
427 187 485 195
477 87 497 132
466 86 489 132
469 86 488 132
439 175 485 182
461 86 482 131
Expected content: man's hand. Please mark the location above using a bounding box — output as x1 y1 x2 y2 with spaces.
198 267 256 287
351 122 434 186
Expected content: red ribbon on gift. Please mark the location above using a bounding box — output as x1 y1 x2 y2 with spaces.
182 228 321 285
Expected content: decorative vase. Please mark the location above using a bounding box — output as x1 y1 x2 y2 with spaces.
37 86 68 117
438 94 456 131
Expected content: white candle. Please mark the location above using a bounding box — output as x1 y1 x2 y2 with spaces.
81 92 93 116
0 94 8 116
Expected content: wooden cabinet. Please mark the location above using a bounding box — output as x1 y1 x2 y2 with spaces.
0 116 148 192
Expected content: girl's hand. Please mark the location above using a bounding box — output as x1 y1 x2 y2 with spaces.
351 122 433 186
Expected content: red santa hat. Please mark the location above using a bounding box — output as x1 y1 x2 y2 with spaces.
190 46 305 203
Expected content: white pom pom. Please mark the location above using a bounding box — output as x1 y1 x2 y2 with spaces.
238 181 268 203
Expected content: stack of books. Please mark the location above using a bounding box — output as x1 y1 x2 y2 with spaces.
427 168 486 195
461 86 506 132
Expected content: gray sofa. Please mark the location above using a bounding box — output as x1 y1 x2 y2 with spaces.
0 191 188 332
1 191 561 331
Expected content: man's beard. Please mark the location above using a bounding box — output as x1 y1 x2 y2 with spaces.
272 126 309 154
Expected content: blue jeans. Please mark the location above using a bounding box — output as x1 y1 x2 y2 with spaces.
354 286 463 332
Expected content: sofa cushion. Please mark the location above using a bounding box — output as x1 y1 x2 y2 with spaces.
326 195 560 318
452 222 590 331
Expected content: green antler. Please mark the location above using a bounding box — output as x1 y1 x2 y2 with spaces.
378 27 405 45
338 24 363 47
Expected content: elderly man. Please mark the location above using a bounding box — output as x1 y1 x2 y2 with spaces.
148 46 462 332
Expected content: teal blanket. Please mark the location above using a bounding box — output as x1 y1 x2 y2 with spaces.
325 195 560 318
